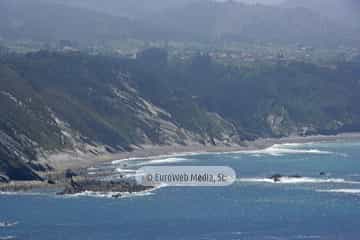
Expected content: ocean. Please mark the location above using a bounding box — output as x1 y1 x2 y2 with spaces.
1 140 360 240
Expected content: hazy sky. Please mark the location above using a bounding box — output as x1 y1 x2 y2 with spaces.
214 0 285 4
237 0 285 4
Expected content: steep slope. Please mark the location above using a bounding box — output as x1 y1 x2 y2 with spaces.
0 51 240 180
0 64 60 180
1 49 360 180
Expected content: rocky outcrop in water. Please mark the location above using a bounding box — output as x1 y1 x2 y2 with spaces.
269 174 302 182
58 178 152 195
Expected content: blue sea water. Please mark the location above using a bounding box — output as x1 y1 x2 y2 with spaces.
1 140 360 240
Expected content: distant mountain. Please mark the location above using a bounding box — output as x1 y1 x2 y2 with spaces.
145 0 357 46
282 0 360 29
237 0 285 5
0 0 358 46
48 0 197 18
1 49 360 180
0 0 137 42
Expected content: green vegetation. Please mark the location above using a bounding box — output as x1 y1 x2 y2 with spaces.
1 49 360 179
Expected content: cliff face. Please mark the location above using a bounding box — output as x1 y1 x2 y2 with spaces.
0 52 241 180
1 50 360 180
0 130 42 180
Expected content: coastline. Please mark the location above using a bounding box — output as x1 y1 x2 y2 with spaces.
45 132 360 170
2 132 360 194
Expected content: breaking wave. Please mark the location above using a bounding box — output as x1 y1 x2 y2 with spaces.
0 191 43 196
112 157 144 165
136 157 190 166
0 236 16 240
66 190 155 199
63 184 165 199
115 168 137 173
111 152 199 165
317 189 360 194
0 221 18 228
240 143 334 156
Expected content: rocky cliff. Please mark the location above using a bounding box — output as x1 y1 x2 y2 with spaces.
1 50 360 180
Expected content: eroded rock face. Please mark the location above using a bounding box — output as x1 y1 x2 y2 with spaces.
0 66 243 181
1 52 360 181
0 130 42 181
266 107 294 137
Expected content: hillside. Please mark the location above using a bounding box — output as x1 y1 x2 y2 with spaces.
0 50 240 179
48 0 197 18
0 0 358 46
146 0 357 46
282 0 360 29
1 49 360 180
0 0 137 42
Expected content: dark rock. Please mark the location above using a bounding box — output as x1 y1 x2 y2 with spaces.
0 174 10 183
289 174 302 178
47 179 56 185
270 174 283 182
112 193 122 198
64 169 78 179
269 174 303 182
58 178 152 196
105 146 117 153
28 162 53 172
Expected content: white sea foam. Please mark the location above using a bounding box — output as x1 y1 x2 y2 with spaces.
348 173 360 177
120 191 155 198
279 143 305 147
111 154 187 165
237 177 359 184
64 190 154 199
123 173 146 178
0 236 16 240
0 191 42 196
115 168 137 173
112 158 141 164
136 157 190 166
294 235 321 239
240 144 333 156
317 189 360 194
111 151 202 165
0 191 18 195
111 140 343 165
0 221 18 228
63 183 165 199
